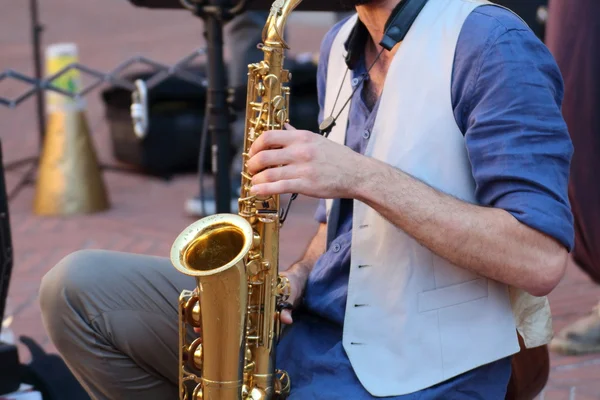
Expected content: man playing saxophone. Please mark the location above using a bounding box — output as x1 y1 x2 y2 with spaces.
39 0 574 398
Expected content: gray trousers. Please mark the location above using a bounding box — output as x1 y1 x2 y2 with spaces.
39 250 196 400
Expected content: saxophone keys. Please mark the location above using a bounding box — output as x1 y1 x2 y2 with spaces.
271 95 285 110
274 370 291 398
258 61 270 75
183 296 202 328
247 259 262 276
275 109 287 124
249 387 267 400
191 384 203 400
256 82 266 97
263 74 278 89
276 275 291 301
185 337 203 371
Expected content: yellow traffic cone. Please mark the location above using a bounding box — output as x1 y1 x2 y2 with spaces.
33 43 110 216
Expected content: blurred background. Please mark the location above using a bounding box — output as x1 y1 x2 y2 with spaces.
1 0 599 399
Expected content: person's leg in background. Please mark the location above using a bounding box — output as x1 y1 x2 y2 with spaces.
546 0 600 355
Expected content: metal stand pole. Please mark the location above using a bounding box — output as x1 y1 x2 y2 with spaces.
4 0 45 201
182 0 247 214
198 7 232 214
30 0 46 147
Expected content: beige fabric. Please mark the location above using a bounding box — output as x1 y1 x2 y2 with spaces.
509 288 553 348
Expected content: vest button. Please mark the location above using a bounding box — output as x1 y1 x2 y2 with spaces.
332 242 341 253
362 130 371 139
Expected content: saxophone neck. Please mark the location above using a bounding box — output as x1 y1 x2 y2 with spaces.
261 0 302 48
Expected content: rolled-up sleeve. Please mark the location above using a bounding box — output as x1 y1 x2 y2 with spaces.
458 22 574 250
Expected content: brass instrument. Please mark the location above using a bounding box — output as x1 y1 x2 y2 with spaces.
170 0 301 398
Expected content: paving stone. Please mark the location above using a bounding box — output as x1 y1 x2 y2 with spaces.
537 386 599 400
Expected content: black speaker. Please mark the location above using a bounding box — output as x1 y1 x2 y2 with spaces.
101 60 320 177
101 66 210 177
0 140 14 339
0 140 20 396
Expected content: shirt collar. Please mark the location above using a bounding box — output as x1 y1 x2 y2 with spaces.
343 18 370 70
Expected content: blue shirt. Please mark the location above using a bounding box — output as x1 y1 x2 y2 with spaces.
276 6 574 399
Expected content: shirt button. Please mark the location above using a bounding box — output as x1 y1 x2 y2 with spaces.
332 242 341 253
351 77 360 86
362 130 371 139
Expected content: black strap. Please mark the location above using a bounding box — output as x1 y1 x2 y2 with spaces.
380 0 430 50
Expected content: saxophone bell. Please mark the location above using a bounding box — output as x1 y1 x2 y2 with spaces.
171 214 254 400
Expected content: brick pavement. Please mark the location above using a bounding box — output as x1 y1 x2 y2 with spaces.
2 1 600 399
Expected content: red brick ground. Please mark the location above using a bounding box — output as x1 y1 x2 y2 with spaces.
2 1 600 399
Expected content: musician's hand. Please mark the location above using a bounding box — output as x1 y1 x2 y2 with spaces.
279 264 310 325
246 124 364 199
192 266 307 334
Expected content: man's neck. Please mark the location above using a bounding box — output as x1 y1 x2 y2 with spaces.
356 0 404 53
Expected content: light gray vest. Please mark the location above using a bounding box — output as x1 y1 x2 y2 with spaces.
323 0 525 395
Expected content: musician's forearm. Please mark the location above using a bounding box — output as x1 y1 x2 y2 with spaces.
353 157 568 297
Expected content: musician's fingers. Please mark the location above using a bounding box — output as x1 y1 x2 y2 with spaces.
251 179 304 196
246 148 295 175
280 309 293 325
251 164 299 186
248 130 292 158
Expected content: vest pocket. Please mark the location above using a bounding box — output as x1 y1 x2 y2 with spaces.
417 278 488 313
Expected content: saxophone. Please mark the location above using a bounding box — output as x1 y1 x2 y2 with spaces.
170 0 301 398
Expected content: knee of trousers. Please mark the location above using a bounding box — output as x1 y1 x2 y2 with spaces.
39 249 107 349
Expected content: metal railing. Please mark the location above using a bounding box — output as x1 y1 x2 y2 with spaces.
1 47 209 203
0 48 207 108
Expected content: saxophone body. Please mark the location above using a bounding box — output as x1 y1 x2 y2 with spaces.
170 0 300 398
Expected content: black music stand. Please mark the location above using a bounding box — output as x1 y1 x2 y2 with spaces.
131 0 253 214
179 0 248 214
128 0 342 214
